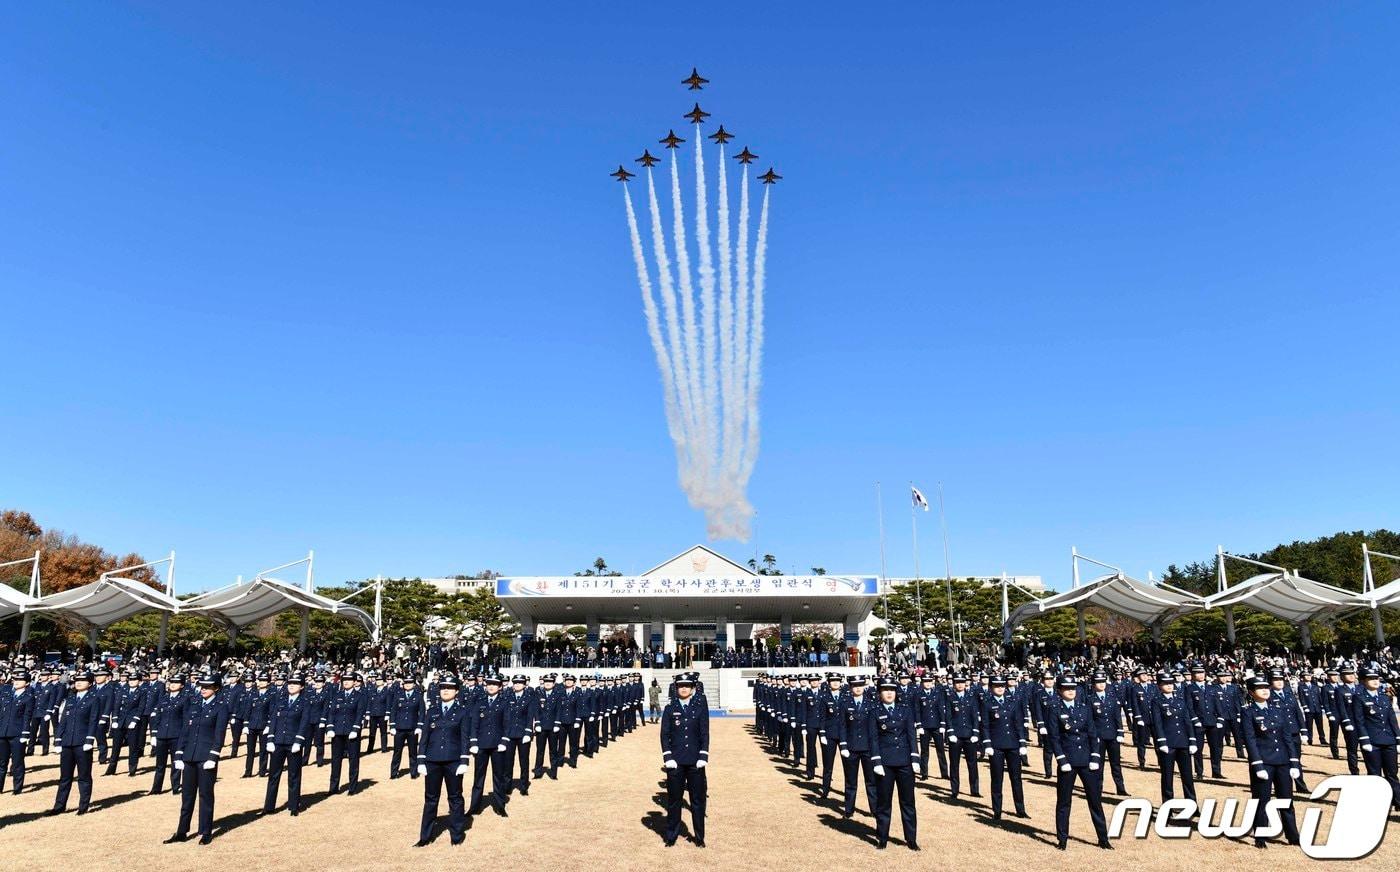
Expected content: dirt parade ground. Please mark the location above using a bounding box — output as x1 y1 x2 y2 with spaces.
0 718 1396 871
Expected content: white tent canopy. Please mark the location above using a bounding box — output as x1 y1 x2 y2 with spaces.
0 584 41 621
33 576 179 629
1354 576 1400 609
1005 572 1205 642
1200 571 1356 626
182 576 375 633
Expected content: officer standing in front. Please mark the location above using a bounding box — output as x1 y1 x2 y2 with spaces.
414 672 470 847
835 674 879 820
1087 670 1129 796
468 674 509 817
980 674 1029 821
0 669 37 794
1151 672 1198 804
148 673 188 796
868 677 919 851
659 672 709 847
1044 674 1112 850
166 674 228 845
326 671 367 795
1241 675 1301 848
502 674 539 796
262 671 312 816
47 670 99 816
389 674 425 779
1352 666 1400 810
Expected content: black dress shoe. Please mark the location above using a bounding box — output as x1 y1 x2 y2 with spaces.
75 808 89 816
198 835 213 846
413 840 430 848
663 838 676 848
1254 839 1268 849
908 841 920 851
992 810 1002 821
695 839 705 848
493 804 508 817
876 840 887 850
1015 809 1030 819
1056 839 1067 850
163 834 187 844
1098 839 1113 850
450 837 464 846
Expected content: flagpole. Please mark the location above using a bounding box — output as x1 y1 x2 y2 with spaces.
938 482 954 663
877 482 889 655
910 481 923 644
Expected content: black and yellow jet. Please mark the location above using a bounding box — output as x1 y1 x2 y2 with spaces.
684 103 710 125
734 146 758 165
659 129 686 149
682 67 708 90
708 125 734 145
634 149 661 168
611 165 636 182
758 168 782 185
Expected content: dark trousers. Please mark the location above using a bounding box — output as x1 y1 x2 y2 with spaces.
175 762 218 838
303 724 327 765
263 745 303 812
52 745 93 811
243 728 267 777
663 763 706 842
329 734 360 791
1361 743 1400 809
547 728 566 772
804 728 818 777
566 724 581 763
96 721 110 763
1157 746 1196 802
32 717 50 755
988 748 1026 816
874 762 916 845
533 728 551 775
1039 730 1054 776
1204 726 1225 777
420 761 466 843
367 717 388 752
0 737 26 793
1328 718 1341 757
508 736 531 791
1251 762 1300 843
1098 736 1127 792
1307 710 1326 745
947 738 979 797
818 738 839 795
469 747 509 813
151 737 181 794
228 718 245 757
841 750 879 817
1342 727 1361 774
1054 764 1107 842
918 729 947 778
584 718 598 754
104 726 140 775
1131 720 1152 766
792 728 805 764
391 728 419 777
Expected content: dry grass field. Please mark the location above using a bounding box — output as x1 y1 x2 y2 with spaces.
0 719 1396 871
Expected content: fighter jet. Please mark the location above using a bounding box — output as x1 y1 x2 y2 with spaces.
708 125 734 145
611 165 636 182
758 168 782 185
682 67 709 90
634 149 660 168
659 129 686 149
734 146 758 164
684 103 710 125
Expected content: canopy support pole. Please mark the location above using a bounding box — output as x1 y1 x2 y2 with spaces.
1374 607 1386 645
1224 606 1236 646
19 613 32 647
1076 606 1086 642
158 613 170 655
298 607 310 653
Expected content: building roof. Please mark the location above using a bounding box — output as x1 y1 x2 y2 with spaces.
181 576 375 632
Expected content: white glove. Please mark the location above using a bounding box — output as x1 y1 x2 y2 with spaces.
348 731 358 739
1116 735 1124 743
1158 744 1168 753
82 743 93 751
496 743 507 752
522 735 531 744
970 734 979 743
128 721 137 729
43 714 50 722
148 737 157 748
1362 743 1374 752
1289 767 1300 778
1135 718 1144 726
470 745 479 755
948 735 958 744
801 729 808 736
840 749 850 758
696 760 707 769
873 765 885 776
1060 764 1072 772
417 764 428 776
1255 769 1269 780
414 728 422 737
1215 721 1224 729
202 760 215 770
552 726 560 733
455 764 467 775
1089 762 1100 770
1189 744 1197 754
174 760 185 770
326 729 335 738
291 743 301 752
820 736 828 745
243 727 251 735
663 759 677 769
1019 747 1029 758
1038 727 1047 735
911 761 921 775
265 741 275 752
1344 725 1354 732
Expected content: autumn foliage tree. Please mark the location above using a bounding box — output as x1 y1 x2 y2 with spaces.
1 510 159 593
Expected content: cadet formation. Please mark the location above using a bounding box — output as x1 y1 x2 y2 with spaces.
0 661 645 846
2 655 1398 851
753 660 1400 851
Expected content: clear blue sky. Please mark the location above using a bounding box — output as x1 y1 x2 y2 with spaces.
4 5 1397 593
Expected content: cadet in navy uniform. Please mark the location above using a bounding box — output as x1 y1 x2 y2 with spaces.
414 672 470 847
1087 671 1128 795
241 672 274 778
390 674 425 779
326 671 368 794
104 671 145 776
835 675 879 820
815 672 844 798
940 672 981 799
1150 672 1198 803
262 671 312 816
1030 671 1058 778
1238 675 1301 848
659 672 709 847
468 674 509 816
48 670 100 815
366 672 391 753
1352 666 1400 810
1128 668 1157 768
502 674 539 796
559 674 583 766
91 667 115 765
980 674 1029 821
915 673 946 779
867 677 918 850
532 674 562 780
0 669 37 794
1044 674 1111 850
148 673 188 795
166 674 228 845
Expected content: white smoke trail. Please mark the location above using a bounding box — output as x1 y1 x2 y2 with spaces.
730 165 751 484
623 186 684 457
693 129 719 495
645 169 697 487
740 186 770 487
670 152 706 488
714 147 735 484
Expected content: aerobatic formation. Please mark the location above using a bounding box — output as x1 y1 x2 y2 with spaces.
614 68 780 541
